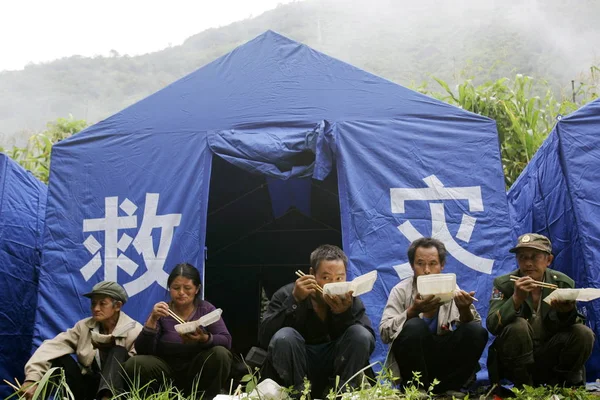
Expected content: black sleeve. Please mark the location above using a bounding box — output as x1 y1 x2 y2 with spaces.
258 285 308 349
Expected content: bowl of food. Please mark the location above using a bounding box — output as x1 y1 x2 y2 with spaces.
174 308 223 335
323 282 351 296
416 273 456 304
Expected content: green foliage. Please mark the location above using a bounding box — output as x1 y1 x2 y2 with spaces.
5 365 597 400
0 116 86 183
5 367 75 400
511 384 597 400
420 67 599 188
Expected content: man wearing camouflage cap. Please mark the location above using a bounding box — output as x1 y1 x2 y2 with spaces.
486 233 595 389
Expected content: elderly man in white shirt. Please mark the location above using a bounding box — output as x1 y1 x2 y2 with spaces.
380 237 487 397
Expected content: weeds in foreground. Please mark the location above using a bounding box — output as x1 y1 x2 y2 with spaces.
4 365 597 399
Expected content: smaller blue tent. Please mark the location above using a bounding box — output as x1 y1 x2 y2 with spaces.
0 154 47 398
508 98 600 379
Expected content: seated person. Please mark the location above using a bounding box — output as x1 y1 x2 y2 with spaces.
124 263 232 399
259 244 375 396
21 281 142 400
380 237 488 396
487 233 595 387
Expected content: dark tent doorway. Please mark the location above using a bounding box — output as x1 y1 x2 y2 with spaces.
205 155 342 356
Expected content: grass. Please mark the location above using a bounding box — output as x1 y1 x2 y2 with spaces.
4 365 598 400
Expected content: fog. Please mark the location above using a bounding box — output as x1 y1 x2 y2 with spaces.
1 0 598 147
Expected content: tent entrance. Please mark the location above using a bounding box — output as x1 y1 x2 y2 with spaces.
204 155 342 356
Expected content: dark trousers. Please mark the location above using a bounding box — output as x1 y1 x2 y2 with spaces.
123 346 232 399
51 346 129 400
391 319 488 392
267 325 375 395
491 318 595 386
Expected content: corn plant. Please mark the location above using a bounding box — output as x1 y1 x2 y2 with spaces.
0 115 86 183
422 66 599 189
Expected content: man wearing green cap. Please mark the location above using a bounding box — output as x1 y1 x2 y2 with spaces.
21 281 142 400
487 233 595 388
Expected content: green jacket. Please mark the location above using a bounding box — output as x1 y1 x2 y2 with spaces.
486 268 579 336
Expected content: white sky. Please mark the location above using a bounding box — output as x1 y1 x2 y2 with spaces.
0 0 295 72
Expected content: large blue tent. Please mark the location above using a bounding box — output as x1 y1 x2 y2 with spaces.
0 154 47 398
33 31 515 373
508 98 600 379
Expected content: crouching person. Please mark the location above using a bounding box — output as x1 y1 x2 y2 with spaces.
380 238 488 397
124 263 233 399
21 281 142 400
487 233 595 388
259 245 375 398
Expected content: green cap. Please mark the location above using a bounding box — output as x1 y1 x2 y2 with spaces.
83 281 128 303
509 233 552 254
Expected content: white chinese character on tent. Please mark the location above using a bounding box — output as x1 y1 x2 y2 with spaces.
390 175 493 279
81 193 182 296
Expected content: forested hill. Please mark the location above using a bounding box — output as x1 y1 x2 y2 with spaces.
1 0 598 146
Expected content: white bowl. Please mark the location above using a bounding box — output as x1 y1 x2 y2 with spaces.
417 273 456 304
174 308 223 335
323 282 351 296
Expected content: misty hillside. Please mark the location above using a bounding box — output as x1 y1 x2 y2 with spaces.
1 0 598 147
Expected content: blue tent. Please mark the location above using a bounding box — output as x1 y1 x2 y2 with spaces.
34 31 515 374
508 98 600 379
0 154 47 398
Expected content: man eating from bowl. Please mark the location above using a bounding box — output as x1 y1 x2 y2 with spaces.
380 237 487 397
487 233 595 389
259 244 375 398
21 281 142 400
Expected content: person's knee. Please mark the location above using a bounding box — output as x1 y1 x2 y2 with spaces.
344 325 374 345
569 324 595 354
504 317 530 335
498 317 531 346
460 322 488 346
205 346 233 369
400 318 429 338
269 327 304 354
342 325 375 355
123 355 154 377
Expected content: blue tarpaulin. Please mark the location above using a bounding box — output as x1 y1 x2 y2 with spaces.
508 98 600 380
34 31 515 375
0 154 47 398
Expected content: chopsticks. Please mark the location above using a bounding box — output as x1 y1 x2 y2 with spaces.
167 309 186 324
3 378 21 392
510 275 558 289
295 270 324 294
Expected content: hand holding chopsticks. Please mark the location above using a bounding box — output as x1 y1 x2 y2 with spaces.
510 275 558 289
293 270 324 301
145 301 186 329
295 270 324 294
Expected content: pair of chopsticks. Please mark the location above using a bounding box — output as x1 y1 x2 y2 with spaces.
295 270 324 294
455 290 479 302
3 378 21 393
510 275 558 289
167 309 186 324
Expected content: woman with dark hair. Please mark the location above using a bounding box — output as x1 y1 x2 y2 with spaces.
124 263 232 398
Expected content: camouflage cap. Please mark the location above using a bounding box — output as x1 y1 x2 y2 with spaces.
509 233 552 254
83 281 128 303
